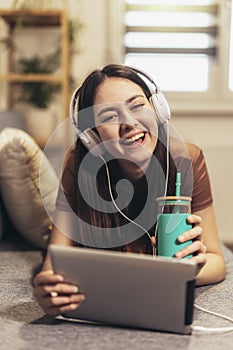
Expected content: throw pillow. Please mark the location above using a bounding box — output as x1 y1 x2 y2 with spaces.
0 128 59 248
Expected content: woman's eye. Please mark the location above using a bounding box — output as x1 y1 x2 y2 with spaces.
102 113 118 123
130 103 144 111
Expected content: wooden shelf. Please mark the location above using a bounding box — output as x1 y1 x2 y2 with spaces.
0 9 70 128
0 73 63 83
0 9 64 27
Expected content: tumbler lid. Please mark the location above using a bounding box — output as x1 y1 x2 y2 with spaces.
156 196 192 202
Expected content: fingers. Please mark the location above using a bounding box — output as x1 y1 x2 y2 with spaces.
33 270 64 288
34 287 85 316
175 239 207 259
186 214 202 225
189 253 207 270
35 281 79 298
153 213 207 274
178 225 203 244
41 292 86 316
179 213 203 242
175 214 207 267
150 236 156 247
33 270 85 316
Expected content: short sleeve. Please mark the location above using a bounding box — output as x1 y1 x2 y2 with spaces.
187 143 213 212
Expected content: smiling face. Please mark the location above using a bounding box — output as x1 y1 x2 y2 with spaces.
93 78 158 178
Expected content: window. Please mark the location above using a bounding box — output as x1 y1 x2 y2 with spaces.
104 0 233 114
124 0 218 92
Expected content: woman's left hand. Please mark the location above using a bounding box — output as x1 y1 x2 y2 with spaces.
151 214 207 273
175 214 207 273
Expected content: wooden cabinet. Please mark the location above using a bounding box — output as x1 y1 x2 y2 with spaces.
0 9 70 133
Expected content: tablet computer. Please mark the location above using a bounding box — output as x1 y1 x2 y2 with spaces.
49 244 197 334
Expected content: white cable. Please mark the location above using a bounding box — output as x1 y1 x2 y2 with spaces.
99 154 152 241
192 303 233 333
192 325 233 333
152 120 170 256
163 119 170 197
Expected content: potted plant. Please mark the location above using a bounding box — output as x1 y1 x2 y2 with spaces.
15 51 60 109
13 50 60 146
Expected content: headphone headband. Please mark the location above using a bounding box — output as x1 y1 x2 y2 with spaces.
127 65 159 93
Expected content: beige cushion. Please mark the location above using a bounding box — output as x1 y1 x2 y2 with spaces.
0 128 59 248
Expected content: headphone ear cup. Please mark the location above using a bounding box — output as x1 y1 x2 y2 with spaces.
78 128 104 157
149 92 171 125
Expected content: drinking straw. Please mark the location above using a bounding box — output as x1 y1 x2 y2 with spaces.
175 173 181 213
175 172 181 197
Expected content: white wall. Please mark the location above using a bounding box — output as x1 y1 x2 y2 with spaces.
69 0 109 83
0 0 232 244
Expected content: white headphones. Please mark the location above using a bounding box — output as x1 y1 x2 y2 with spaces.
70 66 171 157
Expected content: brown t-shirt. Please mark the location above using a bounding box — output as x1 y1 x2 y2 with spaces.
185 142 213 212
55 141 213 253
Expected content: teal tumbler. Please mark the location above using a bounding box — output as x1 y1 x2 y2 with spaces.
156 196 193 258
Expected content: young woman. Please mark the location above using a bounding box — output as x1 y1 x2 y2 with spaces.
33 64 226 316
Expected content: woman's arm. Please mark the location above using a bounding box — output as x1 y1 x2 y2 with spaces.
192 205 226 286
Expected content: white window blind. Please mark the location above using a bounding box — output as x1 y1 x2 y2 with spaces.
124 0 219 92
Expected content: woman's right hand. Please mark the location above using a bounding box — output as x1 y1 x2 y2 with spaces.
33 270 86 316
